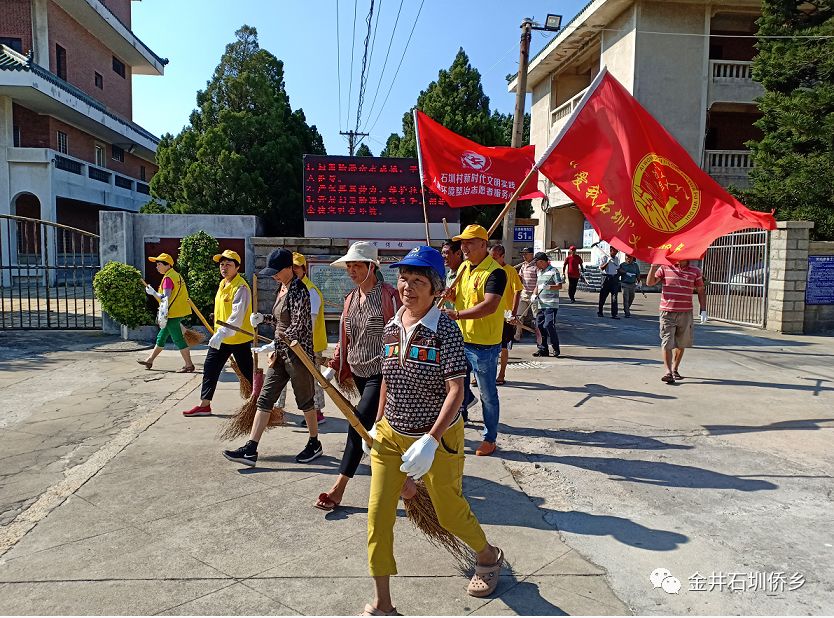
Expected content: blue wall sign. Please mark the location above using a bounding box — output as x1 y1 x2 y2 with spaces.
806 255 834 305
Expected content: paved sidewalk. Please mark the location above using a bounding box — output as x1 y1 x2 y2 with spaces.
1 291 832 615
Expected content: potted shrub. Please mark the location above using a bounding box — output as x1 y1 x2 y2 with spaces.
93 261 156 341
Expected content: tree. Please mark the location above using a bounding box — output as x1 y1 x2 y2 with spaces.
744 1 834 240
382 49 535 229
149 26 325 234
355 143 374 157
491 110 531 147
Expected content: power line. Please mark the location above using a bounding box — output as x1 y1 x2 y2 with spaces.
346 0 358 131
363 0 425 138
354 0 377 133
335 0 343 129
360 0 404 132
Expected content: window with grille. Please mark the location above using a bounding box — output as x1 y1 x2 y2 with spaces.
57 131 68 154
56 45 67 80
112 56 125 78
95 144 105 167
112 145 124 162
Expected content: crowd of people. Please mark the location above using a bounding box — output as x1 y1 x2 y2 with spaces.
140 227 708 614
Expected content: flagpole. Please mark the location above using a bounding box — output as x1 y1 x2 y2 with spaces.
413 108 431 245
487 164 540 237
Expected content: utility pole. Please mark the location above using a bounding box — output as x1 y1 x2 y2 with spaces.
502 18 533 259
340 130 369 156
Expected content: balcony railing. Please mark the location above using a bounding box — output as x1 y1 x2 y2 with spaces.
54 154 83 175
711 60 754 82
115 175 133 190
705 150 753 173
88 166 112 183
550 87 589 127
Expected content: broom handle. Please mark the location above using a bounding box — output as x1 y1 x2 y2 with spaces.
216 320 271 343
252 274 259 371
141 279 161 305
286 339 373 446
187 298 214 335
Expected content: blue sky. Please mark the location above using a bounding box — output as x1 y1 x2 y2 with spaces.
131 1 587 154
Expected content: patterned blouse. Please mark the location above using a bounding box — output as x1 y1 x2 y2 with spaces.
381 306 467 434
262 276 313 359
345 282 386 378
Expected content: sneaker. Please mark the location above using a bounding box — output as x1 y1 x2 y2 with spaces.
532 349 550 357
223 442 258 467
299 411 327 427
475 441 496 456
553 349 561 358
296 437 323 463
597 312 604 317
611 315 620 320
183 405 212 417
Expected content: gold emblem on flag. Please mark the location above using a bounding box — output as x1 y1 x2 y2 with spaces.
631 153 700 233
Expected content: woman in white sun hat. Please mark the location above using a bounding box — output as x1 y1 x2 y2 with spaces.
315 242 401 512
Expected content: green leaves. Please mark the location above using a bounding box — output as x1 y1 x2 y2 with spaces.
149 26 325 235
744 1 834 239
178 231 220 322
92 262 154 328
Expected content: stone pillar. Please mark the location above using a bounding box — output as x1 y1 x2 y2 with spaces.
767 221 814 334
1 96 13 287
31 0 50 67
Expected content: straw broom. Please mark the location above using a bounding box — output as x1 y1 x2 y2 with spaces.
217 276 266 441
141 279 205 347
186 298 252 399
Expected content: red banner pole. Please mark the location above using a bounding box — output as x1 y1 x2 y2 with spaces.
413 109 431 245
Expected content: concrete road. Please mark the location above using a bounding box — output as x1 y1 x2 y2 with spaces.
0 290 832 615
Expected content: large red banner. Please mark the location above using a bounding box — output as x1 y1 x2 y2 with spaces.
536 70 775 263
415 110 543 207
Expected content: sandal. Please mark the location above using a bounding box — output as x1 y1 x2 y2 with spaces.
467 547 504 597
176 365 195 373
136 360 153 370
361 604 401 616
672 370 683 380
496 378 506 386
314 492 341 512
661 372 675 384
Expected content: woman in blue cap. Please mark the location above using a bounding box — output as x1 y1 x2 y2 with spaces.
360 246 504 616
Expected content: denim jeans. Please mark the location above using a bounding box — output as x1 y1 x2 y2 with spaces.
464 343 501 443
536 308 560 355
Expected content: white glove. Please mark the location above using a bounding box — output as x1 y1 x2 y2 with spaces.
699 310 708 324
399 434 439 480
362 423 378 456
254 340 275 354
208 328 227 350
250 313 264 327
144 284 161 299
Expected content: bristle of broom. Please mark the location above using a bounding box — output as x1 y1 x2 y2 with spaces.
217 396 259 441
336 375 360 399
403 481 475 572
182 328 205 348
230 358 253 399
267 407 285 429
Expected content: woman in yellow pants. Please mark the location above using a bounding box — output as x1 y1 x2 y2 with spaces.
361 246 504 616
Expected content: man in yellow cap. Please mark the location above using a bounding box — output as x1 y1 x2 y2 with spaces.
182 249 254 416
274 252 327 425
140 253 194 372
443 224 506 456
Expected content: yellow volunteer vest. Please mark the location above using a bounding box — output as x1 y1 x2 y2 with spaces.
213 274 253 345
454 255 505 345
501 264 523 313
302 276 327 353
159 269 190 319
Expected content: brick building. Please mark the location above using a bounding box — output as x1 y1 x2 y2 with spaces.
0 0 166 234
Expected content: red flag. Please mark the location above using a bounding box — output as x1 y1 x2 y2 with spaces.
415 110 544 207
536 70 775 263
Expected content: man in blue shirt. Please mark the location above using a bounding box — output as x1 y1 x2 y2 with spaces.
618 255 641 318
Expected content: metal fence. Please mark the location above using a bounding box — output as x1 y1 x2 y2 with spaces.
0 214 101 329
702 228 769 328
